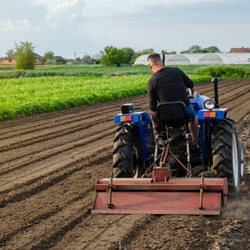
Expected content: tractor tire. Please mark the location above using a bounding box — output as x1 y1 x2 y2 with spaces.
212 118 240 195
113 124 143 178
238 140 244 181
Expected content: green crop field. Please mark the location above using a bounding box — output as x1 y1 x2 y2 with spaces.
1 64 249 79
0 65 149 78
0 74 211 121
0 64 210 79
1 63 249 121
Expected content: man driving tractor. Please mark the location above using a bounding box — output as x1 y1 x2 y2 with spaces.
147 53 198 145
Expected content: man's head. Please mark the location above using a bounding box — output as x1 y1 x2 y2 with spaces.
147 53 164 72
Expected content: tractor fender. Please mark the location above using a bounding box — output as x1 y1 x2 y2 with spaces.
114 112 155 161
197 108 228 120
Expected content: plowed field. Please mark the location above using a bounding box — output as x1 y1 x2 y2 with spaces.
0 79 250 250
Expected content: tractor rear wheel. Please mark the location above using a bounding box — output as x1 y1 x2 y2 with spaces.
212 119 240 195
113 124 143 177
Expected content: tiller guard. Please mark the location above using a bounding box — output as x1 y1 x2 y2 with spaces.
92 173 228 215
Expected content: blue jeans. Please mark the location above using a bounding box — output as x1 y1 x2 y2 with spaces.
186 105 196 121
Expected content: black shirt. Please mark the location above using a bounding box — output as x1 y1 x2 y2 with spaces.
147 67 194 111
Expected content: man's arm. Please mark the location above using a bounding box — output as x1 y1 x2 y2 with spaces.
147 78 159 129
147 79 158 112
150 110 158 125
179 68 194 89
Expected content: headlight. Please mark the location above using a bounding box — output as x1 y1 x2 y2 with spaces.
204 99 215 110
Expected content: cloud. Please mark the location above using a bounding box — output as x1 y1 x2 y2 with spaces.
82 0 250 33
0 0 98 57
83 0 250 53
0 0 47 25
52 0 80 14
0 0 249 57
108 30 112 37
0 19 33 31
82 0 234 18
46 0 85 26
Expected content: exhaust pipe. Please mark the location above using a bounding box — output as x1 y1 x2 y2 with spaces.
212 77 220 108
161 50 165 67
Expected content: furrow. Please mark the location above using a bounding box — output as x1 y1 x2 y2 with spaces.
0 155 113 249
1 197 93 249
0 153 111 208
0 117 114 152
0 107 119 140
227 97 250 123
0 139 113 192
0 123 115 168
219 84 250 106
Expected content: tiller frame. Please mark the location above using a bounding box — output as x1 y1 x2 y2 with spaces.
92 135 228 215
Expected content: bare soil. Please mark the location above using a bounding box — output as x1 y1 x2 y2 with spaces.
0 79 250 250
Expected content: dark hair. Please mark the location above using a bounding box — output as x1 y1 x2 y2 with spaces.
147 53 161 65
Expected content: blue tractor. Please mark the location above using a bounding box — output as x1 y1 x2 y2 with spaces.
113 77 243 190
92 78 244 215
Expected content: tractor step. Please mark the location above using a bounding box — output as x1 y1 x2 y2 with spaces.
92 178 228 215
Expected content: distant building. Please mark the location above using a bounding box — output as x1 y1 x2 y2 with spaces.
0 52 42 66
134 53 250 65
51 56 63 62
51 56 66 64
230 47 250 53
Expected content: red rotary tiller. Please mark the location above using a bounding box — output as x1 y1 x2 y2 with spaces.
92 132 228 215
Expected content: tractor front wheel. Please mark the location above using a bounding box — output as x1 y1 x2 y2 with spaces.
212 119 240 195
112 124 143 177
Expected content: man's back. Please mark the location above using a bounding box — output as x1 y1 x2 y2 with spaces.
147 67 194 111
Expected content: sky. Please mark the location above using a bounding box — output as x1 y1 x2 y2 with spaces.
0 0 249 58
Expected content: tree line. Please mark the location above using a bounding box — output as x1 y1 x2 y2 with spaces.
4 41 221 69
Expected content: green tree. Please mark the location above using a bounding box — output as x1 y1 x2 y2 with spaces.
202 46 221 53
100 46 126 66
82 55 94 64
139 48 154 54
164 50 177 54
6 49 15 57
121 47 135 64
41 51 54 64
15 41 35 70
75 57 82 64
187 45 203 54
55 57 67 64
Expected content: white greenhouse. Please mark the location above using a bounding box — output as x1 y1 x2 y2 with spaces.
198 53 250 65
134 53 250 65
165 54 203 65
134 54 173 65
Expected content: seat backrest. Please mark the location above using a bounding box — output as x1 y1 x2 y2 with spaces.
157 101 190 127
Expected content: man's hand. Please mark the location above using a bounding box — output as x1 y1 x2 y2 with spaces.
187 87 196 98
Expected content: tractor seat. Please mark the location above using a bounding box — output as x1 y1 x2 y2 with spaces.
157 101 190 128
